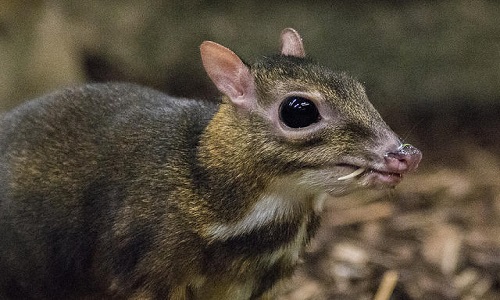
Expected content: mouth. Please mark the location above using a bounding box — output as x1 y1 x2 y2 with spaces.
336 164 403 187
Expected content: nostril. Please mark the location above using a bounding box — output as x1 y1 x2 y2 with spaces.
385 152 407 161
384 144 422 173
384 152 410 172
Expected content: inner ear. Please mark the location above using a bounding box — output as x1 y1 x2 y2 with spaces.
280 28 305 58
200 41 255 109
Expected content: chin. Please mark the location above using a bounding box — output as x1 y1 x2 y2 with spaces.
360 171 403 189
325 185 363 197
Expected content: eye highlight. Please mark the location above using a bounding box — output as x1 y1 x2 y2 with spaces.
279 96 321 128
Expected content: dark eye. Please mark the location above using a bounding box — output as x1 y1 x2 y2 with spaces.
279 96 320 128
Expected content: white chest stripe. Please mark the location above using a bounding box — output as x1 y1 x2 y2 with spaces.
205 175 327 242
206 193 297 241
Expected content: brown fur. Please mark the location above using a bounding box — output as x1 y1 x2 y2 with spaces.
0 29 420 299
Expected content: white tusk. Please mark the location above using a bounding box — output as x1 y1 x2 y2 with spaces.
337 167 366 181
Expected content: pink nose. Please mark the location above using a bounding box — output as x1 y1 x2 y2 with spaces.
384 144 422 173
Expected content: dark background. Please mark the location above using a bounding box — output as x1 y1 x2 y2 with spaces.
1 1 499 164
1 1 499 299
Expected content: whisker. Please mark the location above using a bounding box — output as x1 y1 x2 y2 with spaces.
400 117 425 144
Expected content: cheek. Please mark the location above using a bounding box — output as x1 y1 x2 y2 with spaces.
298 168 360 195
331 123 380 153
341 122 373 140
323 133 369 158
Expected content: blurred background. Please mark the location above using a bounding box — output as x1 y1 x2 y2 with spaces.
1 0 499 163
0 1 499 299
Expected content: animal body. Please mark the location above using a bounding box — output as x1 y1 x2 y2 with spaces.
0 28 421 299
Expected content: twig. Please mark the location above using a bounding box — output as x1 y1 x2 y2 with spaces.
373 270 399 300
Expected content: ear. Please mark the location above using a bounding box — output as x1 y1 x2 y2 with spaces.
200 41 256 109
280 28 305 58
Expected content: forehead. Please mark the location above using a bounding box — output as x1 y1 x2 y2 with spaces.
252 55 367 105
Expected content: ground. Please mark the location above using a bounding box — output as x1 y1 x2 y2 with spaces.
278 142 500 299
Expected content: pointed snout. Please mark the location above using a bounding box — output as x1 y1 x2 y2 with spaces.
384 144 422 173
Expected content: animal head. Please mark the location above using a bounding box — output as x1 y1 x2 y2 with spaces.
200 28 421 197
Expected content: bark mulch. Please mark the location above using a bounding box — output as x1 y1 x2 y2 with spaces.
278 145 500 300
